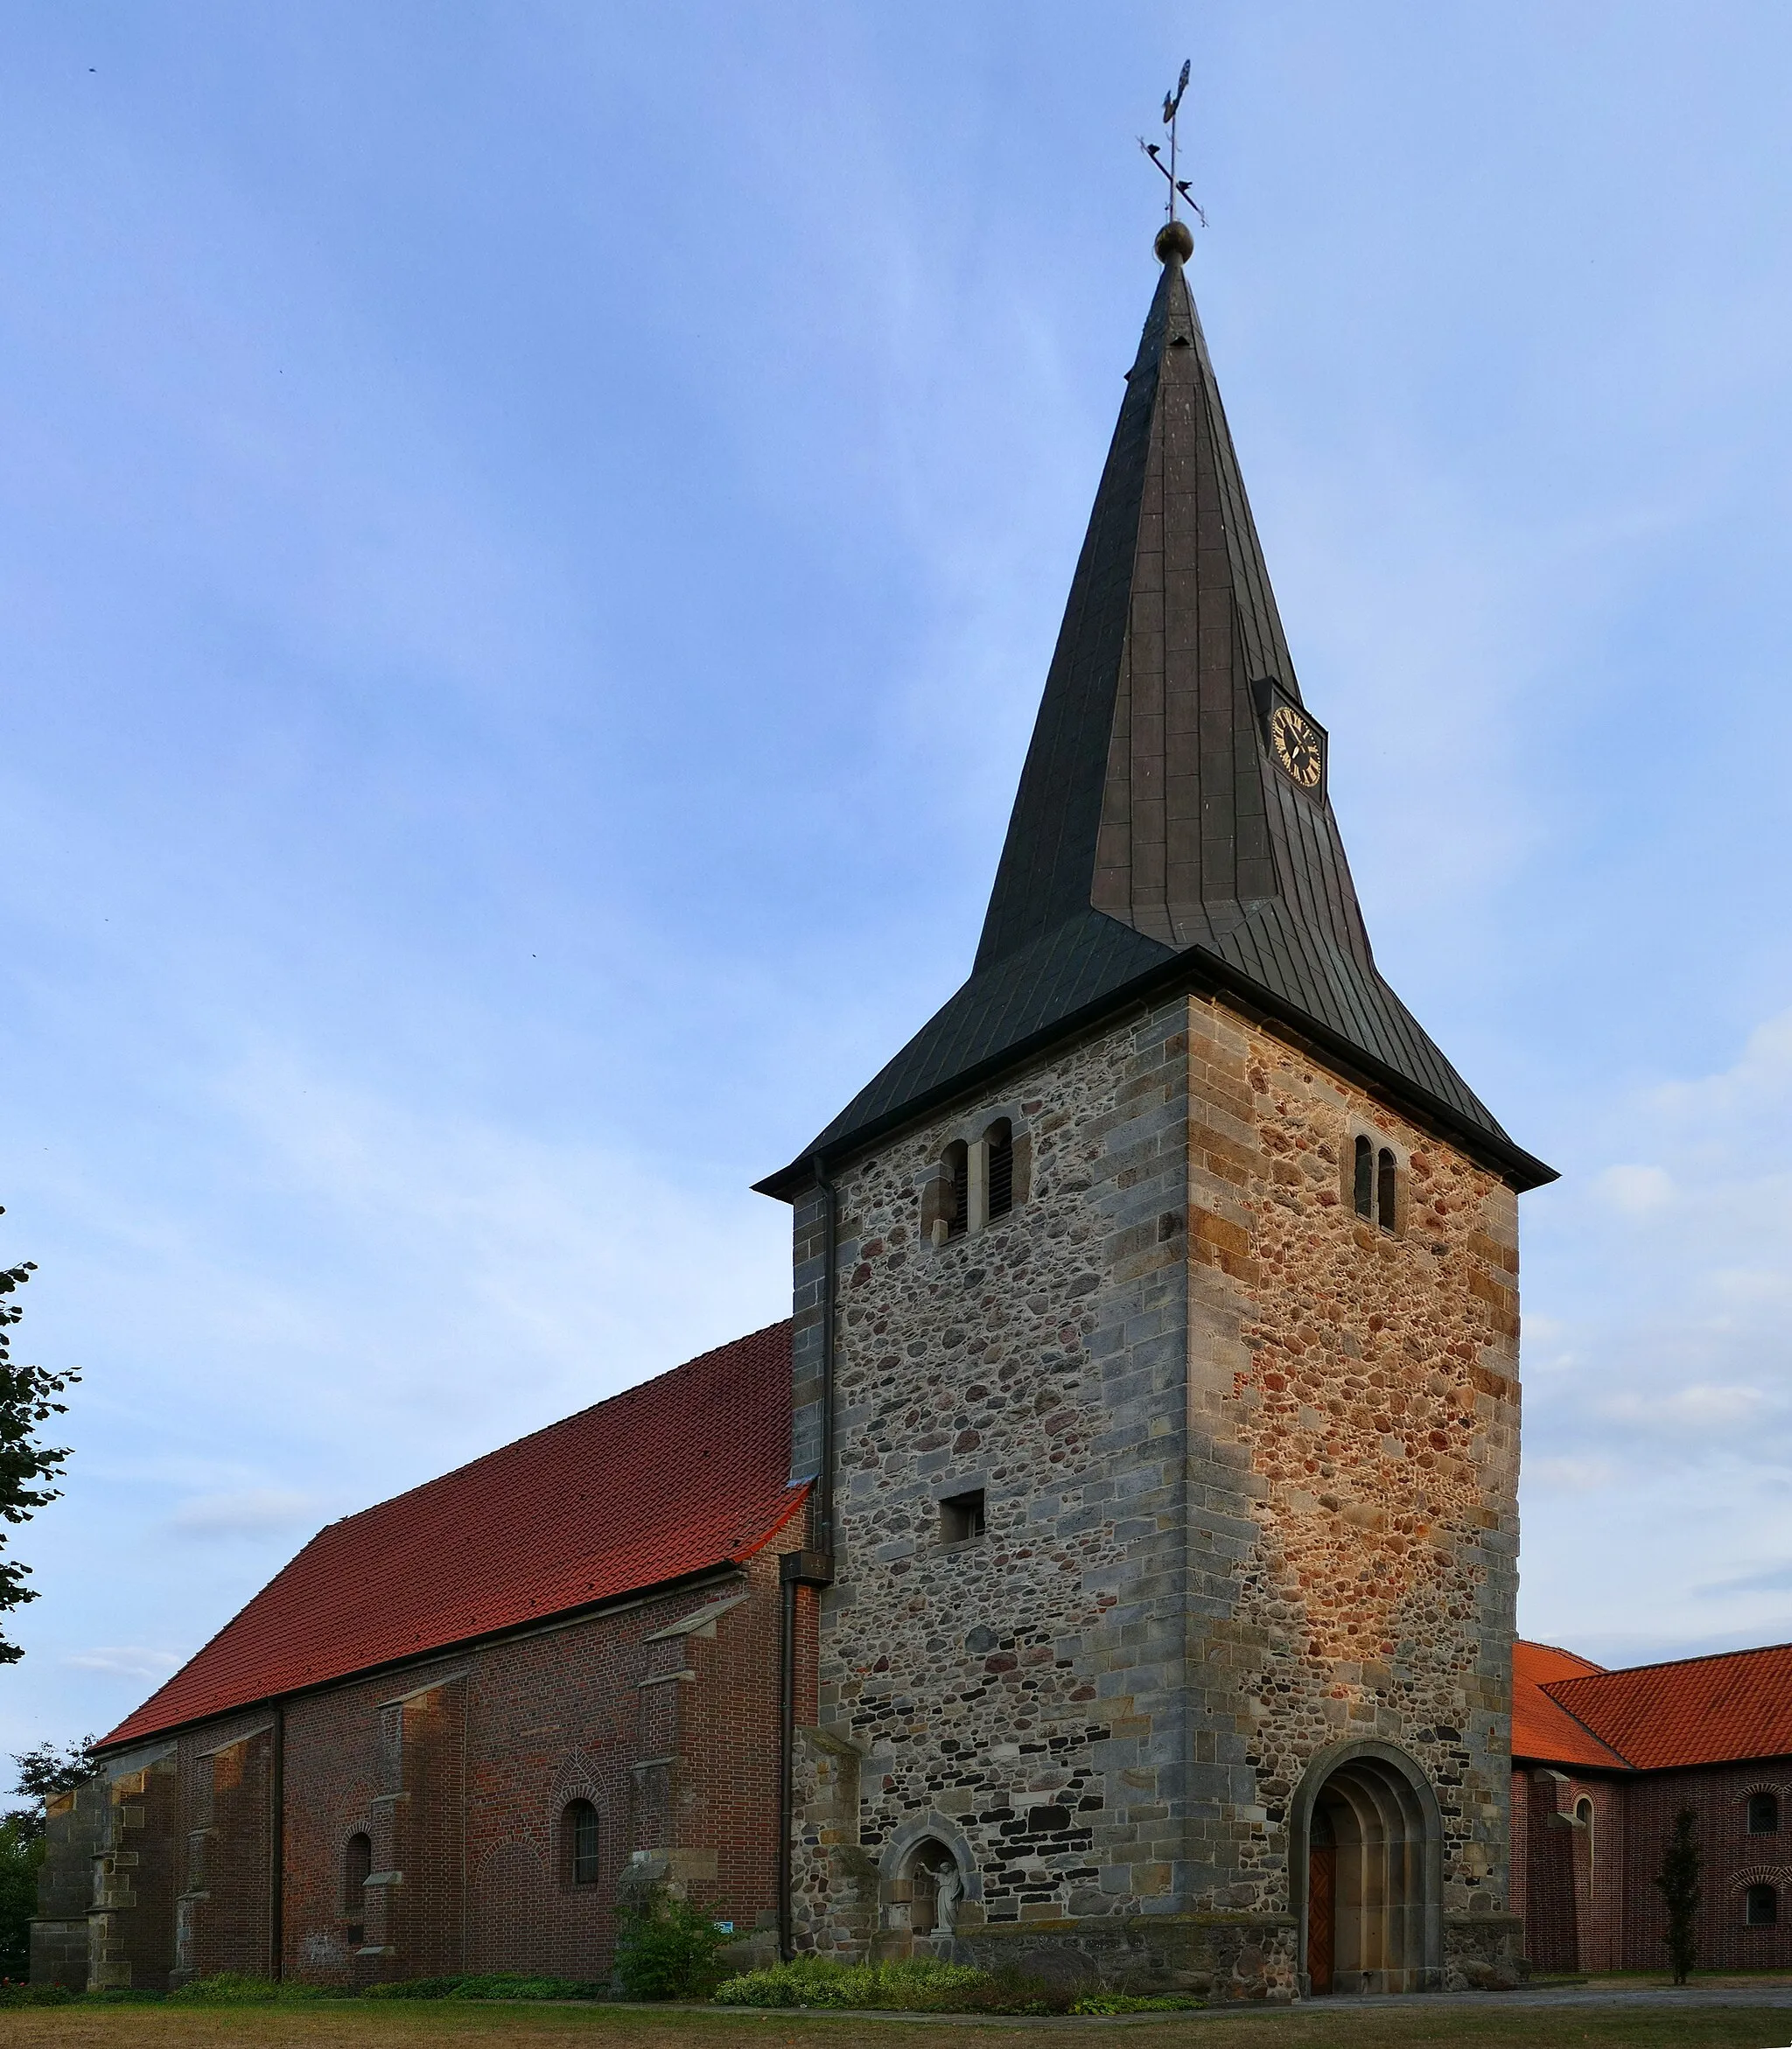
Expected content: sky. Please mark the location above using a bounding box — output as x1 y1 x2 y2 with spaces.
4 0 1792 1755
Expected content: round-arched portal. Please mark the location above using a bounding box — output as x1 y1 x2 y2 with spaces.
1290 1742 1443 1996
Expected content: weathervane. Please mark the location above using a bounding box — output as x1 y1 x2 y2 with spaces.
1138 59 1205 227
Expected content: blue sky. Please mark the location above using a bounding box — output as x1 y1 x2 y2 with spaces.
5 1 1792 1752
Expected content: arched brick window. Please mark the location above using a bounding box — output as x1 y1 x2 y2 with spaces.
1746 1883 1778 1926
342 1831 372 1945
1749 1791 1781 1835
564 1799 600 1887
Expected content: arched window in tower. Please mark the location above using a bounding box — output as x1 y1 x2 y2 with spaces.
942 1141 969 1239
563 1799 600 1887
342 1830 372 1946
1747 1883 1779 1926
1750 1791 1781 1835
1376 1148 1398 1231
1353 1136 1373 1220
984 1120 1014 1221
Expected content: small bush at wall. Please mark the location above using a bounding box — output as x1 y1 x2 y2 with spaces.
1070 1990 1205 2014
165 1974 363 2004
168 1974 292 2003
612 1888 735 2000
710 1956 1181 2016
366 1973 606 2001
0 1982 74 2007
715 1956 986 2010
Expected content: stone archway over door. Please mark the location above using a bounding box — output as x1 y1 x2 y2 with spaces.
1292 1742 1443 1996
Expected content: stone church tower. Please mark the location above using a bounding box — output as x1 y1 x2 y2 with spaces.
758 221 1554 2000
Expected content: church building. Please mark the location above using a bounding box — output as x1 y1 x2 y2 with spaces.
39 219 1561 2001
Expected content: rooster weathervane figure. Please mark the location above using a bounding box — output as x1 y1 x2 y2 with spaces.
1138 59 1206 227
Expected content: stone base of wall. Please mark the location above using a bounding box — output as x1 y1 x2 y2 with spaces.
1443 1912 1525 1991
29 1918 88 1990
934 1913 1299 2002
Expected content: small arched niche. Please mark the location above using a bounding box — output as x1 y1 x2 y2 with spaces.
879 1817 979 1948
1290 1741 1443 1996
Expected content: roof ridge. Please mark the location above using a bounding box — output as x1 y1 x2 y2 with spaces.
1548 1638 1792 1686
1516 1636 1607 1673
319 1318 795 1532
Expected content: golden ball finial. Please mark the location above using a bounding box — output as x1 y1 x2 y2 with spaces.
1155 220 1194 264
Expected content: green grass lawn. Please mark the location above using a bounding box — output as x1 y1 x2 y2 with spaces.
4 2000 1792 2049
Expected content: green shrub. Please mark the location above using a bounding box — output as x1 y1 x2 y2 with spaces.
168 1973 290 2004
712 1955 1072 2014
1071 1990 1205 2014
366 1972 605 2001
0 1815 44 1980
613 1889 735 2001
0 1983 74 2007
164 1973 349 2004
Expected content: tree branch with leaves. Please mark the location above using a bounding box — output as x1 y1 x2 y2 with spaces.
0 1217 79 1664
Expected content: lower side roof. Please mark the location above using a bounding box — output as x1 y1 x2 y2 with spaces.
100 1321 804 1751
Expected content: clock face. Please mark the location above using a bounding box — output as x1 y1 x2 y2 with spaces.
1270 703 1324 789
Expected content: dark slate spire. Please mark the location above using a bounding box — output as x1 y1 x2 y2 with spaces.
760 224 1553 1196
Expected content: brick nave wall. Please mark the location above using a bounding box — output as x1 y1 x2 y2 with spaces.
1509 1766 1628 1974
95 1553 800 1990
1620 1760 1792 1970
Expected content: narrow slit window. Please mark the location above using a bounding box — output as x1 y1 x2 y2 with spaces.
564 1799 600 1887
1376 1148 1398 1231
1747 1883 1778 1926
986 1121 1014 1220
942 1142 969 1239
941 1489 986 1545
343 1830 372 1942
1353 1136 1373 1219
1750 1792 1780 1835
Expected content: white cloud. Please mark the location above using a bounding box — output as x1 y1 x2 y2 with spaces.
1525 1456 1616 1494
1600 1384 1771 1431
1522 1009 1792 1654
1595 1164 1675 1215
166 1489 318 1540
64 1647 183 1680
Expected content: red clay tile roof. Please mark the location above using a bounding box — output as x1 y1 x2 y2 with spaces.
1511 1638 1628 1770
102 1322 803 1750
1544 1640 1792 1772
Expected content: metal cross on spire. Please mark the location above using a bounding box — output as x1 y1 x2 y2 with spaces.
1138 59 1206 227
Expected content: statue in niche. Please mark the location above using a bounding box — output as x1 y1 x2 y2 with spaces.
930 1857 962 1934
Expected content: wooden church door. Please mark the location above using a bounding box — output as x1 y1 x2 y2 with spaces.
1307 1806 1337 1994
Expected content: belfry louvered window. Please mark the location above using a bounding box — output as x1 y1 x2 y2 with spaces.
1353 1136 1374 1219
985 1120 1014 1220
943 1141 969 1239
1354 1136 1399 1232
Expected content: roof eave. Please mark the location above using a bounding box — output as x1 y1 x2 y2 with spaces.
755 943 1558 1202
93 1550 765 1758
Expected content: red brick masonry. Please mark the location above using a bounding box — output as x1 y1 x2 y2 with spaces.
1513 1637 1792 1972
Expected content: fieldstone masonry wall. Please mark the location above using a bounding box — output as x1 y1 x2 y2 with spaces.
791 990 1523 1997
